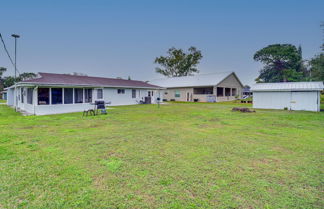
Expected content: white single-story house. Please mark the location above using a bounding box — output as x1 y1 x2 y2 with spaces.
251 82 324 112
149 72 243 102
6 72 163 115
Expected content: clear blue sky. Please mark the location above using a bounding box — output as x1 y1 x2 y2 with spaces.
1 0 323 85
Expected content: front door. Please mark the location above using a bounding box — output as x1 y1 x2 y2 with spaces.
187 92 189 101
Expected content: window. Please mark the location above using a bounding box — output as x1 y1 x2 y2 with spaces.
151 91 154 96
232 88 237 96
175 90 180 97
148 91 151 97
225 88 231 96
74 88 83 103
21 88 24 103
51 88 63 104
38 88 50 105
85 89 93 103
64 88 73 104
132 89 136 98
117 89 125 94
27 88 33 104
97 89 103 99
217 87 224 97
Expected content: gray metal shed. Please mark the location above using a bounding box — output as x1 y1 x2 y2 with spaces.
251 82 324 112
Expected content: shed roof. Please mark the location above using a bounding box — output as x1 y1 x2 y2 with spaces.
149 72 243 88
16 72 162 89
251 82 324 92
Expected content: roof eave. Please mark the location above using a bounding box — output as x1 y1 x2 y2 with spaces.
17 82 164 89
251 89 323 92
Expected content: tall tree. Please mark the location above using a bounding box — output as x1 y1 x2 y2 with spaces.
309 53 324 81
0 67 6 77
0 67 6 90
254 44 306 82
2 72 37 88
2 76 16 88
154 47 203 77
19 72 37 81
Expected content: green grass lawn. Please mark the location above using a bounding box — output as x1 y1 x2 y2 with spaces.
0 99 6 103
0 103 323 208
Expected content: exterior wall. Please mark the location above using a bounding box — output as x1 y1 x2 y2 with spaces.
8 86 161 115
162 88 194 102
163 87 217 102
253 91 320 112
7 89 14 106
193 94 212 102
162 73 243 103
103 88 159 106
253 91 291 110
35 103 95 115
216 73 243 102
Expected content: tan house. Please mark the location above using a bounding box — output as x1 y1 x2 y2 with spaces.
150 72 243 102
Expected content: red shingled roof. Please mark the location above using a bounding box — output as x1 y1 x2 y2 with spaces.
21 73 162 89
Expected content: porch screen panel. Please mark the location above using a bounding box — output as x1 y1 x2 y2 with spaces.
64 88 73 104
74 88 83 103
27 88 33 104
217 87 223 96
193 87 213 94
85 89 93 103
38 88 49 105
225 88 231 96
21 88 24 103
232 88 237 96
51 88 63 104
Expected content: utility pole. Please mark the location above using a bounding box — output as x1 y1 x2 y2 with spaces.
11 34 20 111
11 34 20 80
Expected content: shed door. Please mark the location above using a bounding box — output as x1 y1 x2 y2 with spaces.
290 92 318 111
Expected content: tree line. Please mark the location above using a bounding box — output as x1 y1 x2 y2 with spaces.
1 38 322 92
253 44 323 82
0 67 36 90
153 44 323 82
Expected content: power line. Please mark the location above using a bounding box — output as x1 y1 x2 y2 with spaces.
0 33 20 75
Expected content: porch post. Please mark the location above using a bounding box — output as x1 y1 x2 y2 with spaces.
83 88 85 103
49 88 52 105
34 87 38 106
72 88 75 104
62 88 65 104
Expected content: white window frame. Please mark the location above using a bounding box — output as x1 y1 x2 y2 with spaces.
132 89 136 98
117 89 125 94
97 89 103 99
